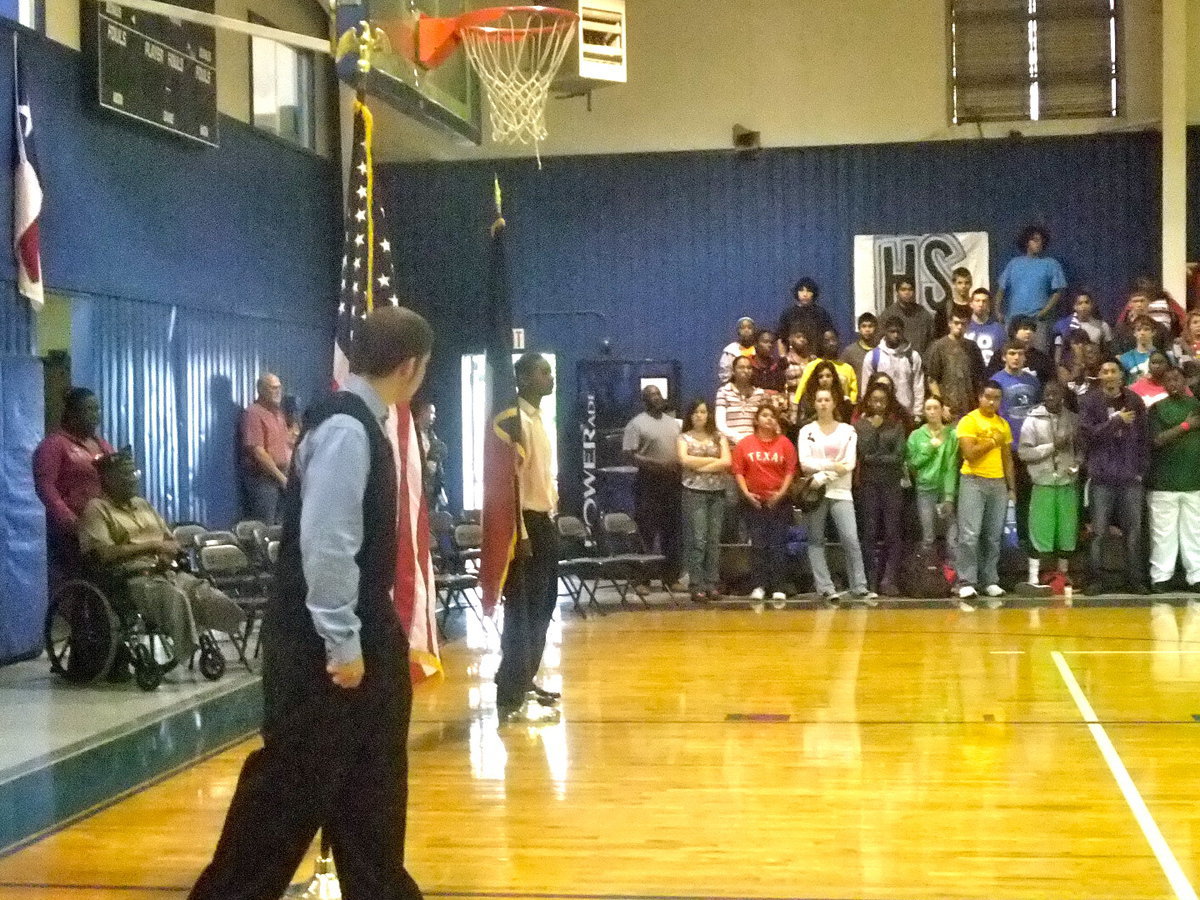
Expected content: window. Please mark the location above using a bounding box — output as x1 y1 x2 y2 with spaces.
461 353 558 512
250 18 315 149
17 0 41 30
950 0 1118 123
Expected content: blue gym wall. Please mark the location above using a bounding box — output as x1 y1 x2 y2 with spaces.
381 130 1166 516
0 23 340 525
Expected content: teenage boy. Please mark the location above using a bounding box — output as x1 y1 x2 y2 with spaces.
750 329 787 392
1054 290 1113 364
934 267 975 338
989 316 1054 385
996 225 1067 352
796 328 859 405
992 341 1042 551
1079 359 1151 595
881 275 935 354
1118 316 1163 384
1115 292 1171 354
718 317 757 385
955 382 1015 608
1147 367 1200 592
840 312 879 377
965 288 1008 369
861 316 926 420
1017 380 1081 596
925 309 985 421
777 277 835 354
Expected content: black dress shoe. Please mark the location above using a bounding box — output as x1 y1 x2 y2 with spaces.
530 685 560 703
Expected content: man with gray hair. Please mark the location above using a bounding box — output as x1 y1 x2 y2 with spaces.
240 371 291 523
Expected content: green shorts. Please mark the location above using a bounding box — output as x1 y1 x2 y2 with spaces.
1028 483 1079 555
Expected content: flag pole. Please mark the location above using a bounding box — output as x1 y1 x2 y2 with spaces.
283 24 388 899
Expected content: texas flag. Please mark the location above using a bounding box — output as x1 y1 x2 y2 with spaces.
13 36 43 310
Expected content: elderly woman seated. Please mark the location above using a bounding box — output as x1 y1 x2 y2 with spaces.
78 451 245 664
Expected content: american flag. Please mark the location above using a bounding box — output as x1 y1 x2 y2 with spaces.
12 35 42 311
336 93 439 683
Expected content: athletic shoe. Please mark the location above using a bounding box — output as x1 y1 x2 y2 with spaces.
819 591 843 608
770 591 788 610
984 584 1006 597
846 589 879 607
1015 581 1052 598
958 585 978 600
750 587 766 601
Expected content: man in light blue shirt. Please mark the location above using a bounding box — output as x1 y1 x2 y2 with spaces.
192 306 432 900
996 226 1067 354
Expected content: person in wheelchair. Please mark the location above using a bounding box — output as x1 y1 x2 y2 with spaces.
78 451 245 664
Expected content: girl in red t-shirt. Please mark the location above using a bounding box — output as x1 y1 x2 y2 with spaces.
732 403 797 608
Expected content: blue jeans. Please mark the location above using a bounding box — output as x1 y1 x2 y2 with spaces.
1089 481 1145 587
955 474 1008 588
682 488 725 592
805 497 868 594
743 499 791 593
242 473 282 524
916 488 958 558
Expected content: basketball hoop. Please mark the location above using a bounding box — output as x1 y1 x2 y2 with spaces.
405 5 577 154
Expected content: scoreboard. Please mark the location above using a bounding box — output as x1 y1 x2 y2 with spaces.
90 0 219 147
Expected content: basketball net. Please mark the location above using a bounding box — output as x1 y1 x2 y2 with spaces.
459 7 577 164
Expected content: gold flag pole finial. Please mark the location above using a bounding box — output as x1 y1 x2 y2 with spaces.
333 21 390 76
491 176 505 235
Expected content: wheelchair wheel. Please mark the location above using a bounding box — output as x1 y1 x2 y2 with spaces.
45 580 119 685
133 643 162 692
198 634 225 681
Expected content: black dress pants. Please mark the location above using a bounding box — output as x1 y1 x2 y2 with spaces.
634 469 682 583
495 510 559 707
189 637 421 900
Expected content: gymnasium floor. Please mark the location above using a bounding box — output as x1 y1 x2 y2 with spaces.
2 600 1199 900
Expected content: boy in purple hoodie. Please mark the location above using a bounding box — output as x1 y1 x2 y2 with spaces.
1078 359 1151 594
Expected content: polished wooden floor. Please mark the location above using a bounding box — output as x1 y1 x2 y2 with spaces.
3 601 1200 899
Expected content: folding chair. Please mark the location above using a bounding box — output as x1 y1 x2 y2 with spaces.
555 515 606 617
197 542 267 670
600 512 672 606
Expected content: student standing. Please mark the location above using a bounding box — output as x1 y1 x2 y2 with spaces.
732 404 797 610
955 382 1015 609
1147 367 1200 593
1016 380 1080 595
798 389 872 605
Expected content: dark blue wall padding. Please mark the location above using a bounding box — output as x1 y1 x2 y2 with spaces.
0 23 340 526
381 130 1162 513
0 23 341 326
0 355 45 665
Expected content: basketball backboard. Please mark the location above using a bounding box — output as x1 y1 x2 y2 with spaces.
335 0 482 144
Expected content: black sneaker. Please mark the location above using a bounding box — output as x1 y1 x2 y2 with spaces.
530 685 560 705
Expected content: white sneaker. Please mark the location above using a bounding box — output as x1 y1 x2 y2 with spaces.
750 587 766 601
984 584 1006 597
770 592 787 610
959 585 978 599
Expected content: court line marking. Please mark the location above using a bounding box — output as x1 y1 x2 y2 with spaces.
1051 650 1198 900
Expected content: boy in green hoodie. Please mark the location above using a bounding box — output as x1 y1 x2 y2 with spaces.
907 395 960 556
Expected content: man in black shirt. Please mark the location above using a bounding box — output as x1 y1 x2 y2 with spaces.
986 315 1054 385
777 277 834 355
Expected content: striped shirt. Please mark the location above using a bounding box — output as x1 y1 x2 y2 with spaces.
715 382 766 446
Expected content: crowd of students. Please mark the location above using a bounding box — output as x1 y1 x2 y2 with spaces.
623 227 1200 609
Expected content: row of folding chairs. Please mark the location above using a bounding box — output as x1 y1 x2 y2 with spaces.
170 520 281 669
556 512 671 618
430 511 486 636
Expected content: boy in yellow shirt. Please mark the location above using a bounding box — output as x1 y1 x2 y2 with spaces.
954 381 1015 609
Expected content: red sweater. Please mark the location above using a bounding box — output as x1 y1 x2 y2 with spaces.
731 433 797 499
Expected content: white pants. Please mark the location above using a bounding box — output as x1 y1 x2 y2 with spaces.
1147 490 1200 585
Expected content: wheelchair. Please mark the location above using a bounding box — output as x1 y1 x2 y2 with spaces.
44 572 226 692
